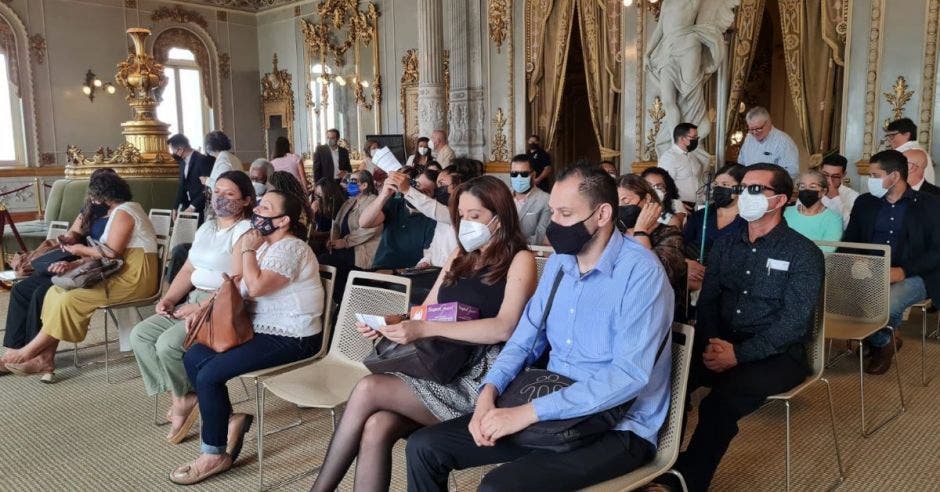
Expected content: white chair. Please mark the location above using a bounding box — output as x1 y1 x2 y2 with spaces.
816 240 904 437
764 292 845 491
529 245 554 281
168 211 199 252
73 236 169 384
255 271 411 490
584 323 695 492
147 208 173 239
45 221 70 240
908 299 939 386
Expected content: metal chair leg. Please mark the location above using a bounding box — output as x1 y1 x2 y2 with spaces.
257 381 265 491
922 304 929 386
784 400 791 492
860 337 906 437
822 378 846 483
666 469 689 492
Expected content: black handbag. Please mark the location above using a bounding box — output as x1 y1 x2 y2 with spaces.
495 269 669 453
363 316 481 385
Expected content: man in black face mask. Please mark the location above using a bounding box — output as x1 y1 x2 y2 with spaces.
658 122 708 209
406 163 674 490
527 134 554 193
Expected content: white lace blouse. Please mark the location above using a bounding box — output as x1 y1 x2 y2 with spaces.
241 236 324 338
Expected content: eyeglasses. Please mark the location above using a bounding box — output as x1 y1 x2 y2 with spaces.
509 171 531 178
649 183 667 192
884 132 899 139
734 184 780 195
347 178 360 184
797 183 823 191
820 171 843 181
747 122 768 134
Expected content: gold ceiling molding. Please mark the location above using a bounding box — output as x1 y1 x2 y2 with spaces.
28 33 45 65
861 0 885 159
488 0 509 53
400 48 418 116
919 0 940 147
151 5 209 30
152 27 214 108
883 75 914 129
491 107 509 161
300 1 379 68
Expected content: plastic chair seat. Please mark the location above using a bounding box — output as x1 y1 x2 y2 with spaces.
824 318 885 341
585 455 675 492
264 357 370 409
767 374 815 401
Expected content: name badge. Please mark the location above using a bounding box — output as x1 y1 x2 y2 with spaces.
767 258 790 272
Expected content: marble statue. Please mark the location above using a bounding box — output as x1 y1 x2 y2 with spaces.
645 0 739 158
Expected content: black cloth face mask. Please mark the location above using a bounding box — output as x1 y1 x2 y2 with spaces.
434 188 451 206
89 202 110 218
711 186 735 208
797 189 821 208
545 208 599 255
616 205 641 232
251 212 286 236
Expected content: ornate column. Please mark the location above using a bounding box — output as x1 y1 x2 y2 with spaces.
448 0 471 156
418 0 448 137
467 0 486 160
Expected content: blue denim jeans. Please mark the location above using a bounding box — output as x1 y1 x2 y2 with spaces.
867 276 927 348
183 332 320 454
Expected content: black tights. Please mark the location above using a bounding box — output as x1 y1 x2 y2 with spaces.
310 374 438 492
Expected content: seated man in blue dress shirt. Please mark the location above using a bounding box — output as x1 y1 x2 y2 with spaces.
737 106 800 178
406 164 675 492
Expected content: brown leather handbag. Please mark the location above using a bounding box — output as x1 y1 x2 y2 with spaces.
183 273 254 352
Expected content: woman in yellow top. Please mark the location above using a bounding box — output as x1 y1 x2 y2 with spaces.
3 172 159 379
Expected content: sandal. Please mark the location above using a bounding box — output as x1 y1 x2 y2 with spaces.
168 455 232 485
226 413 254 463
167 404 200 444
6 358 55 380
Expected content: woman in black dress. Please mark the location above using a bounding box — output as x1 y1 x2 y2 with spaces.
310 176 538 492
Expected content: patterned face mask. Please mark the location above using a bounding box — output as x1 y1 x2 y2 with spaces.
212 195 243 218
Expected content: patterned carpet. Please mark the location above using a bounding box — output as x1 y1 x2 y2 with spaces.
1 291 939 491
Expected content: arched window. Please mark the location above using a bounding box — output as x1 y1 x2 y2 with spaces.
156 47 211 151
310 63 343 145
0 49 25 165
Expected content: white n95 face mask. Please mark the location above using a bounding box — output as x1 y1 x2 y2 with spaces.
458 217 495 253
737 191 776 222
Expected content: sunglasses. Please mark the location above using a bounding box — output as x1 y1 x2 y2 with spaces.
734 184 780 195
509 171 531 178
347 178 360 184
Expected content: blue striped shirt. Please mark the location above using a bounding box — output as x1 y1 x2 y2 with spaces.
738 127 800 177
481 232 674 447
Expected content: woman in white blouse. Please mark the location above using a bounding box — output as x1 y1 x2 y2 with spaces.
204 131 243 191
169 188 324 485
129 171 254 444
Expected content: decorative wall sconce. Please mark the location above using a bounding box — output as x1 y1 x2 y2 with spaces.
82 69 116 102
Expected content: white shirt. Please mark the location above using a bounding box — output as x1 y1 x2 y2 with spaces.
188 219 251 290
100 202 158 253
896 140 935 184
658 144 707 203
183 151 193 179
420 222 458 268
738 127 800 177
821 184 860 230
207 151 243 190
242 236 324 338
330 147 341 178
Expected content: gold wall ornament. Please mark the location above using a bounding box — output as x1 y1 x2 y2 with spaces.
491 107 509 162
644 96 666 161
65 28 176 178
261 53 295 156
301 1 380 68
920 0 940 147
28 33 45 65
400 49 420 152
150 5 209 30
400 49 419 115
219 52 231 79
883 75 915 129
488 0 509 53
124 0 137 7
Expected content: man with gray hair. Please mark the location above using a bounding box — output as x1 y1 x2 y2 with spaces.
248 158 275 197
737 106 800 178
430 130 455 168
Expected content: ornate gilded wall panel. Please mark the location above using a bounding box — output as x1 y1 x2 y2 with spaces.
920 0 940 147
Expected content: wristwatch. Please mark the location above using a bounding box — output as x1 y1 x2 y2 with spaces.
633 230 650 238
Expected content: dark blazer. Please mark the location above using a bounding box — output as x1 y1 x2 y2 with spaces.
313 145 352 182
173 151 213 213
918 180 940 196
843 190 940 304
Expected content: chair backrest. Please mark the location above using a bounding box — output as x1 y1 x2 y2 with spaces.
806 282 827 380
45 221 70 240
169 212 200 251
814 240 891 327
148 208 173 238
315 264 338 359
330 271 411 364
651 323 695 469
529 245 554 281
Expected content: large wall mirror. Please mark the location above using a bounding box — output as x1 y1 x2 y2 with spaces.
302 1 381 159
261 53 295 158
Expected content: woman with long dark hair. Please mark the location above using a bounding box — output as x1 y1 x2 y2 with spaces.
309 177 348 254
310 175 537 492
271 136 311 193
406 137 432 168
642 166 686 228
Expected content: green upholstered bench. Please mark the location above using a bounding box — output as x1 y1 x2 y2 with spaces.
2 177 178 257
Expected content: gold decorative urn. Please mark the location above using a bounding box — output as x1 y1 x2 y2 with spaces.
64 28 177 178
